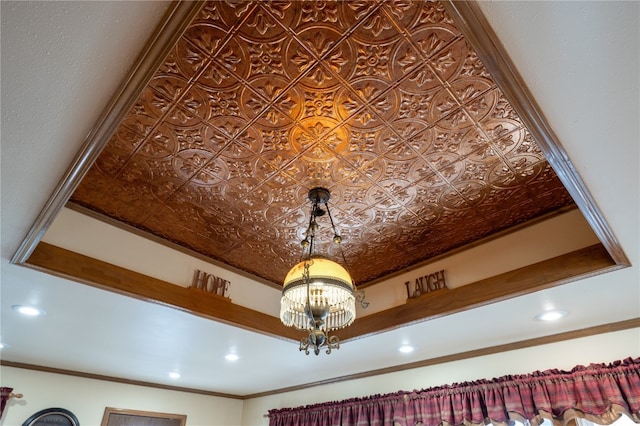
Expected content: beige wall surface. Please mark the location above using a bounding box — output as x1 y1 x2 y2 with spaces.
0 367 243 426
242 329 640 426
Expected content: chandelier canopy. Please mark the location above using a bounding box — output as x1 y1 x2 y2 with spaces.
280 187 356 355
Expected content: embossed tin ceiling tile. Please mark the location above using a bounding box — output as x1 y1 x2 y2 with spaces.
162 102 201 129
195 60 242 93
536 187 576 211
529 171 574 204
298 31 354 88
118 109 159 141
194 1 246 30
462 90 501 126
174 85 215 124
379 129 430 163
244 2 299 42
183 22 233 58
355 3 419 43
129 87 172 128
89 146 133 180
430 39 470 86
257 133 298 168
148 73 192 108
393 116 434 143
344 80 398 129
198 158 230 184
164 124 203 154
71 169 114 208
104 126 147 159
243 78 298 127
109 184 163 227
377 159 413 187
160 37 210 80
69 0 576 286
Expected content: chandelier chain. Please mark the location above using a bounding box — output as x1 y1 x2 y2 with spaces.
280 187 357 355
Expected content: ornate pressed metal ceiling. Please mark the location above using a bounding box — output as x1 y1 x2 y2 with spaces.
70 0 574 287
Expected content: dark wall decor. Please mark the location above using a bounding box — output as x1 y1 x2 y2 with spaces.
22 408 80 426
404 269 447 299
191 269 231 299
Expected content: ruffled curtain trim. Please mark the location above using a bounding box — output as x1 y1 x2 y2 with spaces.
268 357 640 426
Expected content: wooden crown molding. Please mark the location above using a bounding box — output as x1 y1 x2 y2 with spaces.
441 0 630 267
10 1 204 265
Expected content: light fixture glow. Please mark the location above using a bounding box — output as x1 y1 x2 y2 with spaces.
280 187 357 356
225 354 239 362
168 372 180 379
398 345 414 353
12 305 44 316
536 310 568 322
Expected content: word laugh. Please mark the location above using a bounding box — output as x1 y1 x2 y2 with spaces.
404 270 447 299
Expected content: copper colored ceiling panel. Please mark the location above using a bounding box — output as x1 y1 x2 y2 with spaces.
70 1 574 286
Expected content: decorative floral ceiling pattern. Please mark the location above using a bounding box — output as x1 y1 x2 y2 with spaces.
70 0 574 286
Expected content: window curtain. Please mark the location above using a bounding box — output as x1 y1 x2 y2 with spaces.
268 357 640 426
0 387 13 418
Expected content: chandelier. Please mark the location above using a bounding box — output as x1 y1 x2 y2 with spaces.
280 187 356 355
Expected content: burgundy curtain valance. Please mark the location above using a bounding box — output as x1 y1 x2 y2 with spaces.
268 357 640 426
0 387 13 418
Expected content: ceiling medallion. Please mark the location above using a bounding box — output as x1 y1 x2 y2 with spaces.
280 187 356 355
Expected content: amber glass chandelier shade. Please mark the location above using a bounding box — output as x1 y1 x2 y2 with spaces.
279 187 357 355
280 258 356 332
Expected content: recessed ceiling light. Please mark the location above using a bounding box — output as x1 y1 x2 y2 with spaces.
168 372 180 379
536 310 568 322
225 353 239 362
12 305 45 316
398 345 414 353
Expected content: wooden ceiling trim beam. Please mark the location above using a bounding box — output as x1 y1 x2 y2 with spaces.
25 242 615 344
25 241 300 342
339 243 616 341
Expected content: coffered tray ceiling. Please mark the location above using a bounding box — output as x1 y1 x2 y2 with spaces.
5 0 637 400
69 0 574 287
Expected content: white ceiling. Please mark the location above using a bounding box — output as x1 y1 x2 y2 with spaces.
1 1 638 398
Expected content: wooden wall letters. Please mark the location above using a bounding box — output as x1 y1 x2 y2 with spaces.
191 269 230 299
404 270 447 300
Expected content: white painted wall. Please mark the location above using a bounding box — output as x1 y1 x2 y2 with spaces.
0 367 243 426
